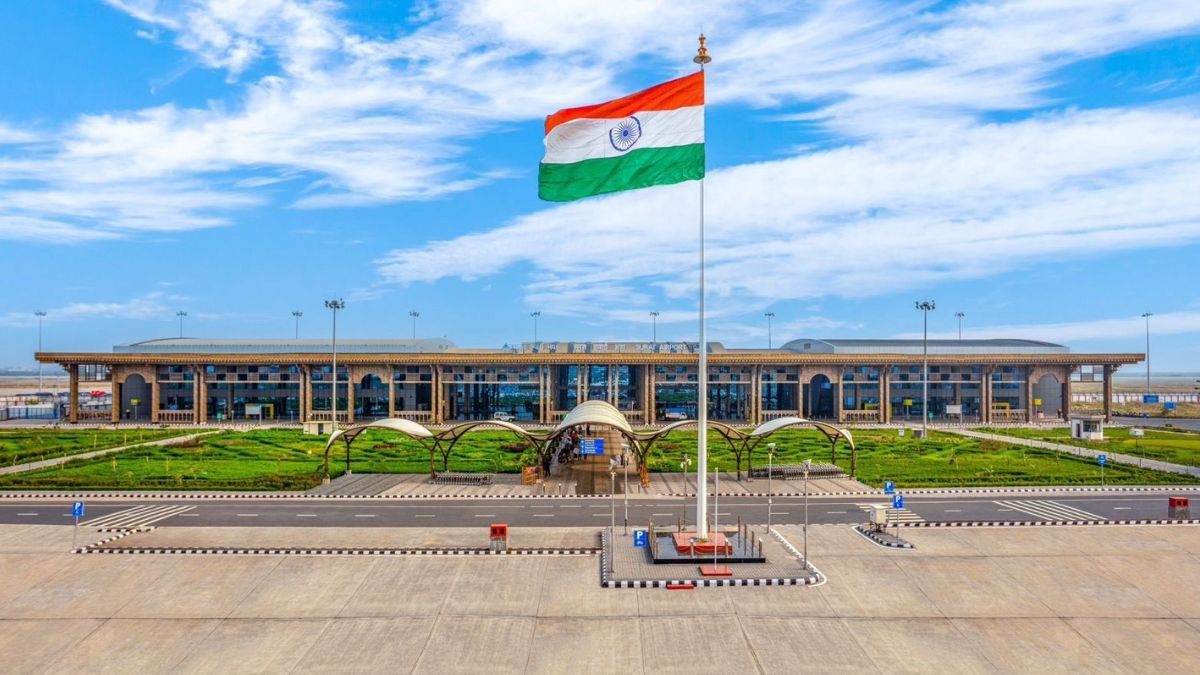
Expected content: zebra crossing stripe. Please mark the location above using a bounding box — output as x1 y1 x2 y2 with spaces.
855 503 925 523
80 505 195 529
993 500 1103 521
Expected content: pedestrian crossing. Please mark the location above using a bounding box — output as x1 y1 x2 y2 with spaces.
80 505 195 529
855 503 925 523
993 500 1103 521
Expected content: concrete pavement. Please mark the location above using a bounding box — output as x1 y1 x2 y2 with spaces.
0 523 1196 673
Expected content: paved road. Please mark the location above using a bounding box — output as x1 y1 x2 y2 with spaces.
0 491 1192 529
1112 415 1200 432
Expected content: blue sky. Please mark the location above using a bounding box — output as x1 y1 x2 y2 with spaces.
2 1 1200 371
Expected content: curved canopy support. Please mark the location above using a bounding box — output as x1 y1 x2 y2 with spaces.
320 403 859 482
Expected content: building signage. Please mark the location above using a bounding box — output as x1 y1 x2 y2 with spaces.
945 404 962 415
579 438 605 456
1143 394 1159 404
902 398 913 407
1130 428 1144 438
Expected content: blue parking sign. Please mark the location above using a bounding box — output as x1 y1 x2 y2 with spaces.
72 501 85 518
633 529 648 548
892 494 904 509
1097 454 1107 466
884 481 895 495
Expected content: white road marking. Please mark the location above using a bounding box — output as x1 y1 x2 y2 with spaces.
80 505 195 528
17 512 37 516
993 500 1103 521
825 511 845 514
474 514 497 518
296 514 317 518
652 513 673 516
414 514 436 518
353 514 376 518
774 512 790 515
177 513 199 517
1113 507 1132 510
592 513 610 517
559 505 581 508
944 509 962 513
532 514 555 518
236 513 258 517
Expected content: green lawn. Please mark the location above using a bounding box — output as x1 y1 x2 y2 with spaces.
0 428 193 467
977 426 1200 468
649 428 1194 488
0 426 1192 491
0 428 535 491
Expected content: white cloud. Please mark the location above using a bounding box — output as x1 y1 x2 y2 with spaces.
896 310 1200 343
376 104 1200 313
0 292 178 328
4 0 1200 247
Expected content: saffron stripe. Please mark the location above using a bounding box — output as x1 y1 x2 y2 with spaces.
544 72 704 134
538 143 704 202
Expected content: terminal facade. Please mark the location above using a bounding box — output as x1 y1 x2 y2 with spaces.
38 338 1141 426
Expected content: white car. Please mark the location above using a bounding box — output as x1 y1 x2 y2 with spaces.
492 411 516 422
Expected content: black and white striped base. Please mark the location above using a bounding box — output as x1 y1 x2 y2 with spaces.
82 546 598 556
854 525 915 548
896 518 1200 528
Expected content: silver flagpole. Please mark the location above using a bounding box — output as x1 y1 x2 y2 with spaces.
694 35 711 538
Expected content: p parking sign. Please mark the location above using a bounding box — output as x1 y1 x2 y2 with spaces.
72 501 85 518
884 481 895 495
892 494 904 509
1097 454 1107 466
633 529 648 548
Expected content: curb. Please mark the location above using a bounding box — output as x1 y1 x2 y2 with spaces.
854 524 914 548
597 529 818 589
668 485 1200 498
75 526 154 553
82 546 598 556
895 518 1200 528
0 492 611 501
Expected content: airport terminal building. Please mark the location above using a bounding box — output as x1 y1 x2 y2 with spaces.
38 338 1140 426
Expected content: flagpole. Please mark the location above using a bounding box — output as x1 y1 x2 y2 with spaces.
693 35 711 539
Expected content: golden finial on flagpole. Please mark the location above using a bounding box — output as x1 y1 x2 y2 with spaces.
693 34 711 65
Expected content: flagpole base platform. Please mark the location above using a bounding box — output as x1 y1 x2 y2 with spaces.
699 564 733 577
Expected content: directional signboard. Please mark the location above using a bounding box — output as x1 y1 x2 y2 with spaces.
884 481 895 495
1143 394 1159 404
892 494 904 509
579 438 605 456
633 529 648 548
1164 401 1177 411
1097 454 1107 466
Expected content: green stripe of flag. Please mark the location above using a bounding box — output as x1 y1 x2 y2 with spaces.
538 143 705 202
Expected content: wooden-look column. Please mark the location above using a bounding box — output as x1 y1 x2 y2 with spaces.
982 367 993 423
388 367 396 418
111 369 121 424
346 380 355 423
150 373 160 424
1062 370 1073 420
1103 365 1113 422
879 367 889 424
68 364 79 423
1025 373 1035 423
835 375 844 424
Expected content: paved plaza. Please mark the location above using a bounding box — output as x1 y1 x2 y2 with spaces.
0 522 1197 673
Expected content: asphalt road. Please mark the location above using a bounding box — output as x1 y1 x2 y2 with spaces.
0 491 1192 529
1112 415 1200 431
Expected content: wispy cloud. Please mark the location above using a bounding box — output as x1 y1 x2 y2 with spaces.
895 310 1200 343
0 292 179 328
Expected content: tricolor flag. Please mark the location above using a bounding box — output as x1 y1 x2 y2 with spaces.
539 72 705 202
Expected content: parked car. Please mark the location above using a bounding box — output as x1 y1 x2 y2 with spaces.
493 411 516 422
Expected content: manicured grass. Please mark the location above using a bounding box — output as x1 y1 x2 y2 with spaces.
0 426 1192 491
978 426 1200 468
0 428 535 491
0 428 192 467
649 428 1194 488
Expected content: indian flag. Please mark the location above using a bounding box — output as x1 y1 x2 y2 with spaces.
539 72 705 202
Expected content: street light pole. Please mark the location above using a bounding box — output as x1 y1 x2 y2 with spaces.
765 312 775 349
292 311 303 339
766 442 776 534
530 311 541 344
650 311 659 345
803 458 811 566
409 310 420 340
325 299 345 470
34 311 46 394
1141 312 1153 395
955 312 964 340
915 301 935 438
176 311 187 338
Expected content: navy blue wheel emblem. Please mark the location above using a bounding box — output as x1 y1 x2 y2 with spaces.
609 116 642 152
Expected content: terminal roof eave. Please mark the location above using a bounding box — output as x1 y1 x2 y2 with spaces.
34 351 1146 367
